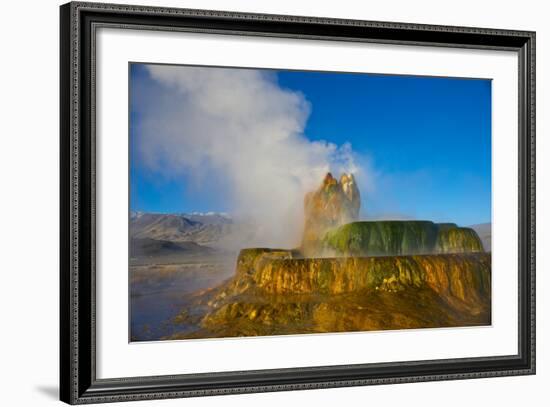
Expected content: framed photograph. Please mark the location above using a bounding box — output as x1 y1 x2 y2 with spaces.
60 1 536 404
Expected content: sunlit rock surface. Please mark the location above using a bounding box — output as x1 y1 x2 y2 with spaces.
170 248 491 339
302 173 360 256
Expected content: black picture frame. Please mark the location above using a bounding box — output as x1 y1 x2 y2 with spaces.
60 2 536 404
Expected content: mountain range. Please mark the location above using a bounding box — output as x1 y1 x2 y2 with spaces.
469 223 491 252
130 211 232 245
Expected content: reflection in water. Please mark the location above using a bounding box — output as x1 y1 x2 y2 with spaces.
130 256 234 341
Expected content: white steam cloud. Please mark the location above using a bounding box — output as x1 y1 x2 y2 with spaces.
136 64 361 248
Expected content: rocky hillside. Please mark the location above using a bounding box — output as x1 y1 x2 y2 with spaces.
130 212 232 245
469 223 491 252
323 221 484 257
130 237 214 258
171 248 491 339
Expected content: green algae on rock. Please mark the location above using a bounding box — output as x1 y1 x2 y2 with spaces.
435 223 485 253
323 221 484 257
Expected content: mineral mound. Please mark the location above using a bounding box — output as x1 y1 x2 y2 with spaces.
302 173 360 256
323 221 484 257
170 173 491 339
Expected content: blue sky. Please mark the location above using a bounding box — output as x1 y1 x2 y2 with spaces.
130 64 491 226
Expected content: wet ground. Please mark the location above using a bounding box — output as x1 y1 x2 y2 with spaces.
129 253 235 341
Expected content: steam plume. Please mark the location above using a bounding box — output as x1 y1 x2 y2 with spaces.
134 64 360 248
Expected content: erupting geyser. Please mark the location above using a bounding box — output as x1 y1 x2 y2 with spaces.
170 173 491 339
